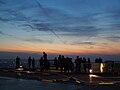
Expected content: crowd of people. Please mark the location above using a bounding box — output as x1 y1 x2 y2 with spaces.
15 52 103 73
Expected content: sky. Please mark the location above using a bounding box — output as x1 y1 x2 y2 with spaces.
0 0 120 60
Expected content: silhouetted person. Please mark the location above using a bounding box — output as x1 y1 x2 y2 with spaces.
28 56 32 70
54 57 58 70
43 52 47 62
69 58 74 73
60 55 65 73
95 58 99 63
83 57 87 73
75 56 81 73
16 56 20 68
98 57 103 63
58 55 62 69
66 57 73 73
39 57 44 71
46 60 50 71
87 58 91 72
32 58 35 70
75 56 79 73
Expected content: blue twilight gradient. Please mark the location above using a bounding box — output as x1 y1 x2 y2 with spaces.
0 0 120 59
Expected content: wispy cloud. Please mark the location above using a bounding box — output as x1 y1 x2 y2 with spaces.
105 36 120 42
0 0 6 4
0 31 13 37
24 38 53 44
70 41 96 45
35 0 48 17
0 0 120 45
0 17 9 22
34 0 62 39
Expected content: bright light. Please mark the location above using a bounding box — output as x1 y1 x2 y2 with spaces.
16 66 23 71
26 71 34 74
89 74 99 78
100 63 104 73
99 82 114 85
20 66 23 68
89 74 100 83
89 69 93 73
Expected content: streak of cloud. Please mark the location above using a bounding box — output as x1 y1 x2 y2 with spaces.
25 38 53 43
0 31 13 37
35 0 48 17
0 1 5 4
34 0 61 40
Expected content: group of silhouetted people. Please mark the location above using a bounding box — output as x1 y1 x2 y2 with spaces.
39 52 50 72
28 57 35 70
15 52 103 73
75 56 91 73
54 55 74 73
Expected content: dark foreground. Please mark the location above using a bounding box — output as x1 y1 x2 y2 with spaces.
0 69 120 90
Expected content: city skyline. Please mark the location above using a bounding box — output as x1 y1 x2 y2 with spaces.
0 0 120 59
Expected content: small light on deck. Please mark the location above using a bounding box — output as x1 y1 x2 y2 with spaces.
100 63 104 73
16 66 23 71
20 66 23 68
89 69 93 73
89 74 99 78
99 82 114 85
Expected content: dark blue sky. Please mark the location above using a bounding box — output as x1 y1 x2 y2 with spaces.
0 0 120 60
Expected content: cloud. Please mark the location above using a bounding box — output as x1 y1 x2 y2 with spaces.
35 0 49 17
1 0 120 45
0 31 13 37
105 36 120 42
0 30 23 40
24 38 53 44
0 17 10 22
0 1 6 4
70 41 96 45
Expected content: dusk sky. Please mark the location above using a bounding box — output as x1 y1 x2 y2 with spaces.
0 0 120 60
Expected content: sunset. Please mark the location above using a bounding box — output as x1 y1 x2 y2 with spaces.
0 0 120 90
0 0 120 59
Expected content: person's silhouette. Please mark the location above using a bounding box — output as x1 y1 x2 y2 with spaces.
28 56 32 70
16 56 20 68
32 58 35 70
43 52 47 61
39 57 44 71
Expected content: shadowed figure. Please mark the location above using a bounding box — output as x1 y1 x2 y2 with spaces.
87 58 91 72
39 57 44 71
58 55 62 69
16 56 20 68
32 58 35 70
28 56 32 70
60 55 65 73
75 56 81 73
54 57 58 70
42 52 50 71
43 52 47 62
83 57 87 73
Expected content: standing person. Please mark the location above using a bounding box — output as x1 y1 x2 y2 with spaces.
39 57 44 71
54 57 58 70
43 52 48 71
83 57 87 73
16 56 20 68
87 58 91 72
32 58 35 70
43 52 47 61
60 55 65 73
28 56 32 70
58 55 61 69
75 56 79 73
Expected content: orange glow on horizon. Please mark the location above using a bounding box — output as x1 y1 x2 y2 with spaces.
0 42 120 55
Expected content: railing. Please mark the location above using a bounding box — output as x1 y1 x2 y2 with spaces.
0 59 120 74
